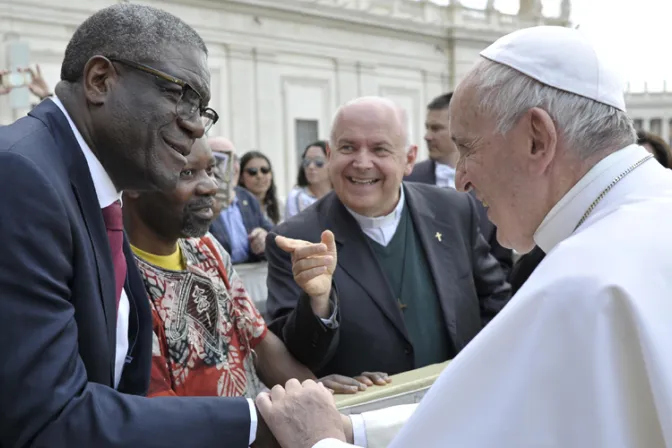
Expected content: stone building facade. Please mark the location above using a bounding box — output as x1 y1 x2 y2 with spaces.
0 0 567 197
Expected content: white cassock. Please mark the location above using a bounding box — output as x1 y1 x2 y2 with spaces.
315 144 672 448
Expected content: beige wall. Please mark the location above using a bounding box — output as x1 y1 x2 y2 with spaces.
0 0 561 198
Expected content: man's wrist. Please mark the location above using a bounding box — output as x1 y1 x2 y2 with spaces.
310 292 332 318
341 414 354 444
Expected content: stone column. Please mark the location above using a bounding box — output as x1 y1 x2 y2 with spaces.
226 44 257 150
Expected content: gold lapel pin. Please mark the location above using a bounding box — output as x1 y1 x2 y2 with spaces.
435 232 442 242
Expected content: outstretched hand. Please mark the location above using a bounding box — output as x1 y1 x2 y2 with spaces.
275 230 337 316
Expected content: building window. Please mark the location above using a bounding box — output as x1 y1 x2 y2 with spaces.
633 119 643 131
650 118 662 136
295 119 319 162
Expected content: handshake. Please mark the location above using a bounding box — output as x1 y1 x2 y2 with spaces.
253 379 355 448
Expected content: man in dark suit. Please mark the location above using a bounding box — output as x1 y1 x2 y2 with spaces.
0 5 274 447
208 136 273 264
265 97 511 380
406 93 513 278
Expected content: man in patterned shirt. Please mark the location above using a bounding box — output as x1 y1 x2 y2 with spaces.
123 137 389 397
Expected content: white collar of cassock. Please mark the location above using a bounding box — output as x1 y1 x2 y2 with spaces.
345 186 405 229
534 144 650 253
345 187 405 246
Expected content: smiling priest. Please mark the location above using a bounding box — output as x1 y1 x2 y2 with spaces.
254 25 672 448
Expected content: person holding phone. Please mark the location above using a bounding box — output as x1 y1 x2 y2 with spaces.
0 65 52 100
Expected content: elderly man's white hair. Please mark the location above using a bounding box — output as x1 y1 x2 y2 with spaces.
461 58 637 160
329 96 412 151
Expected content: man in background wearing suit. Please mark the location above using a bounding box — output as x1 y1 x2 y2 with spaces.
208 136 273 264
406 93 513 277
0 4 275 447
265 96 511 383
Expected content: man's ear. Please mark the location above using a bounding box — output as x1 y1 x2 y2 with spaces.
528 107 557 174
404 145 418 176
82 56 118 106
325 142 332 160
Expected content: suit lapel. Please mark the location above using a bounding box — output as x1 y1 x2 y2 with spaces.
404 184 458 333
31 100 118 382
325 195 410 342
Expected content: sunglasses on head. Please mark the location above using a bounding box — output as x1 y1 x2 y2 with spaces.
302 158 326 168
245 167 271 176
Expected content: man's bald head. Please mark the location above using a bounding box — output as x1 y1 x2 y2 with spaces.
330 96 410 150
327 96 417 217
208 136 236 154
207 136 240 207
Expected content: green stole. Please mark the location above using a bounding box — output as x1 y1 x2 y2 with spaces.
367 204 451 368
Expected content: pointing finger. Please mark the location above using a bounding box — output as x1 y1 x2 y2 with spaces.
292 243 329 260
275 235 312 253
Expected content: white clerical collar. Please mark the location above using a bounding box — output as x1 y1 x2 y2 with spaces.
534 144 650 253
345 186 405 229
50 96 121 208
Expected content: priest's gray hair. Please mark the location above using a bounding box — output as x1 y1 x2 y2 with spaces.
330 97 413 153
465 58 637 159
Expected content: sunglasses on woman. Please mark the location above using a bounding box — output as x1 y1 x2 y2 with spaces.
245 167 271 176
302 158 326 168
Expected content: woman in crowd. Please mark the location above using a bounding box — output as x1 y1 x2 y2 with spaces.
285 140 332 219
637 130 671 169
238 151 283 225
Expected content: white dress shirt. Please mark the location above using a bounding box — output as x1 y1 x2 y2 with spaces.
434 162 456 189
51 97 129 389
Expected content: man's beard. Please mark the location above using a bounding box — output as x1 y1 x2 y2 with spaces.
180 199 215 238
181 214 211 238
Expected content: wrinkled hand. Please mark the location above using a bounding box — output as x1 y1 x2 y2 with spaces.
20 65 51 100
319 372 391 394
0 70 11 95
256 379 345 448
249 227 268 255
275 230 337 316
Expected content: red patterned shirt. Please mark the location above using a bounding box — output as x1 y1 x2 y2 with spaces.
133 233 267 398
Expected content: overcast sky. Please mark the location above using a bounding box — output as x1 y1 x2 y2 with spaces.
432 0 669 92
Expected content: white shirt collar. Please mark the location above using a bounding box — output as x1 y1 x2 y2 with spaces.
345 186 405 229
50 96 121 208
534 144 651 253
435 162 456 189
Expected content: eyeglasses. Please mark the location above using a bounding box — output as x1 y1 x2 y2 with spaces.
108 58 219 133
245 167 271 176
302 158 326 168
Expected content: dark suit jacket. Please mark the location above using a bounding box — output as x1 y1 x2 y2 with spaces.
405 159 513 278
509 246 546 295
265 183 512 377
209 186 273 263
0 100 251 447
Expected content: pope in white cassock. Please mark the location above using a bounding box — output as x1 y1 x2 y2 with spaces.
256 25 672 448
